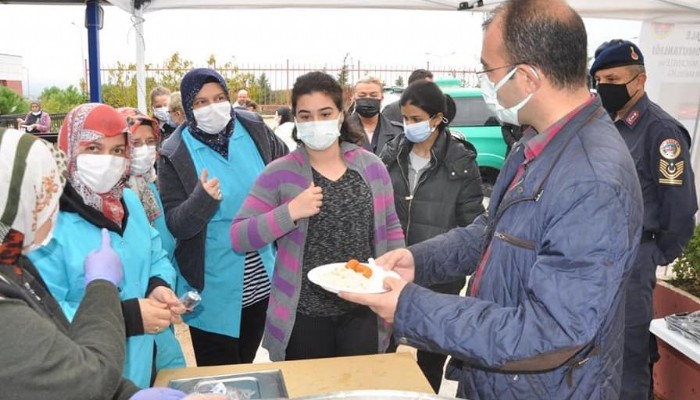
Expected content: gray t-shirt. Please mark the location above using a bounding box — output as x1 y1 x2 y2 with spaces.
408 150 431 193
297 168 374 317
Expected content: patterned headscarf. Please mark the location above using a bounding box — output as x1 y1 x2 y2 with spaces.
58 103 131 226
181 68 235 157
0 129 67 258
117 107 161 225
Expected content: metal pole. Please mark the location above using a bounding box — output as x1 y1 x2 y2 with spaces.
70 22 86 94
286 59 290 105
134 7 147 112
85 0 102 103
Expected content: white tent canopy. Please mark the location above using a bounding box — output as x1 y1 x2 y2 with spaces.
104 0 700 207
104 0 700 111
108 0 700 23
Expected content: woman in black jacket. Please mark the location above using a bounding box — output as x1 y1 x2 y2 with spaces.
380 80 485 393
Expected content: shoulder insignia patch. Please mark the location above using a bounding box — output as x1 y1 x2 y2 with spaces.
660 138 681 160
659 159 684 185
625 110 640 126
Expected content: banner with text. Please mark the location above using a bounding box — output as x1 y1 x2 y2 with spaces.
640 21 700 136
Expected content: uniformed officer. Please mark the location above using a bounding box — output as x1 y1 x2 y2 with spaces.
591 39 698 399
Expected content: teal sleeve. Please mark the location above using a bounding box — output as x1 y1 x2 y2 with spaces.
147 224 176 287
27 240 80 321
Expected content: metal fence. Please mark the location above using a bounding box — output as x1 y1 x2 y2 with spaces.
0 113 66 132
100 60 480 113
0 61 479 133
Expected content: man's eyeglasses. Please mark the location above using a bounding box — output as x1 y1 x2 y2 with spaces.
475 64 523 77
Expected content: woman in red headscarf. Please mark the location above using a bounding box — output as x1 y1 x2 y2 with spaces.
28 103 185 388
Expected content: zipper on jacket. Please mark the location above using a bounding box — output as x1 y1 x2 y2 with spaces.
471 196 538 296
397 153 415 237
397 150 436 240
494 231 536 250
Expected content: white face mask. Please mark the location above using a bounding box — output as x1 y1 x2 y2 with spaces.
131 145 157 176
295 117 342 150
479 67 534 126
153 106 169 122
75 154 127 194
193 101 232 135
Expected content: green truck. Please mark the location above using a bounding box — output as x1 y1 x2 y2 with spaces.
436 78 506 196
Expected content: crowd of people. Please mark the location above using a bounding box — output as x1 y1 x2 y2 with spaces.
1 0 697 399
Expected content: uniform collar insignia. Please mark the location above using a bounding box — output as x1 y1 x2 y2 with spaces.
625 110 640 127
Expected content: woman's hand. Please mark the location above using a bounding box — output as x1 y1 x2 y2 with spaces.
138 298 173 334
288 182 323 221
148 286 186 323
200 168 222 200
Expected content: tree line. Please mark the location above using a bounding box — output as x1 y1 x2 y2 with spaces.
0 52 286 115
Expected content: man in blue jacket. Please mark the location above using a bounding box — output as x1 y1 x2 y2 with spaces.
591 39 698 399
341 0 644 398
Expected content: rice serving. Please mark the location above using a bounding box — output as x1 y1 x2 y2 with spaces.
323 264 375 292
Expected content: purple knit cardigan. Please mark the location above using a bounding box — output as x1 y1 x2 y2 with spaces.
231 142 405 360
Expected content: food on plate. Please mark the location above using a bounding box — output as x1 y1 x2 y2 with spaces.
309 261 400 293
346 258 360 270
345 258 372 278
326 264 375 292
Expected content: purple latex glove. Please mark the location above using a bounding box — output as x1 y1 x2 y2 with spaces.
83 228 124 287
129 388 187 400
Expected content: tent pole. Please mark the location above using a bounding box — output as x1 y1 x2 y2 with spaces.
86 0 102 103
135 7 147 112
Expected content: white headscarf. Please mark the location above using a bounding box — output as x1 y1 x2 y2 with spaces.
0 129 66 246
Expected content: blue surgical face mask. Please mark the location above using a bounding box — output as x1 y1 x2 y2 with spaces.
404 119 435 143
165 112 177 128
479 66 535 126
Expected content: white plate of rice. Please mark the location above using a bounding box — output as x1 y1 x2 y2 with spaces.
308 262 401 294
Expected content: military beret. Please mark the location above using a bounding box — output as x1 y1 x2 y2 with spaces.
590 39 644 76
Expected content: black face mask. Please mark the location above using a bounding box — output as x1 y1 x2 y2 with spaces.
596 74 640 114
355 98 381 118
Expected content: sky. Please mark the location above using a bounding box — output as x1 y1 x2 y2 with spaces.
0 4 642 98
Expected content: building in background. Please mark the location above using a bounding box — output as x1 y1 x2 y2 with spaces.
0 53 24 96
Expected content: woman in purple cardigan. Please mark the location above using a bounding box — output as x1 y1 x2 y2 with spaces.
231 71 405 362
